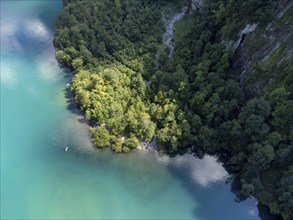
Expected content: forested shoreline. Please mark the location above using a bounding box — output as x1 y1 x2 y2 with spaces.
54 0 292 219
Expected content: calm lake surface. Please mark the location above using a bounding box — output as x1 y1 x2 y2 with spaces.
1 1 262 219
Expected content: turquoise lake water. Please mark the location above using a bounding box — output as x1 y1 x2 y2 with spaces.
0 1 266 219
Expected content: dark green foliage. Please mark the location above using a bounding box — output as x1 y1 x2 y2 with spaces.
275 167 293 219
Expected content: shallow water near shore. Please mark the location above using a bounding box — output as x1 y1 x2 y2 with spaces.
1 0 264 219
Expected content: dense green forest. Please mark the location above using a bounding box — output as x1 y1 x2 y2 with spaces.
54 0 292 219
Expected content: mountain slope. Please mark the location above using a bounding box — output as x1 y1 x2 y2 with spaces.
233 0 293 95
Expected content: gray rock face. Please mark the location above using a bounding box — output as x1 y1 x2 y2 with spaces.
163 6 188 58
229 23 258 52
232 0 293 93
191 0 204 11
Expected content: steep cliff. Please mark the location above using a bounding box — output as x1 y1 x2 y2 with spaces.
233 0 293 95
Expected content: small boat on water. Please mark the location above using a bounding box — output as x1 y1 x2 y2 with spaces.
65 146 68 152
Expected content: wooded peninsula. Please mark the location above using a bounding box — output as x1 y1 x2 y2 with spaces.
54 0 292 219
